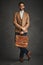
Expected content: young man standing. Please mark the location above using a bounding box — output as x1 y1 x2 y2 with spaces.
13 2 32 62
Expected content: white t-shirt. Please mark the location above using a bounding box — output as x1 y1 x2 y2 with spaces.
20 10 24 19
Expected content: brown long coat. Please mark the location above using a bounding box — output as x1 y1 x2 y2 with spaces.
13 11 30 33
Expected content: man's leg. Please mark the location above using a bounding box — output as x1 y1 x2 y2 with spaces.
21 48 32 61
19 47 24 58
19 47 24 62
21 48 28 55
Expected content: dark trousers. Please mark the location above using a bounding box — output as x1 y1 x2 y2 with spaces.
15 32 29 58
19 47 28 58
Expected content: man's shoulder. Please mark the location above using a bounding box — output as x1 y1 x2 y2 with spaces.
14 11 19 15
25 12 28 14
13 11 19 16
25 11 29 16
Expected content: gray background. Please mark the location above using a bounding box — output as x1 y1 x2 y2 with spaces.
0 0 43 65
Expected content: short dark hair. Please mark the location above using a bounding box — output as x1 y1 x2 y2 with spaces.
18 1 25 6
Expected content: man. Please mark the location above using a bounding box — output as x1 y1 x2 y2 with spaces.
13 2 32 62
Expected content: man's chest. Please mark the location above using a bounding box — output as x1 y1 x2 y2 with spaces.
17 12 27 22
17 15 27 26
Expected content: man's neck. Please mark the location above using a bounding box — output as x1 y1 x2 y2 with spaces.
20 9 24 11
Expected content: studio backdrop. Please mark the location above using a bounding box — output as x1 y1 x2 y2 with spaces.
0 0 43 59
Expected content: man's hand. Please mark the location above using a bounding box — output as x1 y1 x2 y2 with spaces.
22 27 26 31
22 27 28 33
21 27 26 31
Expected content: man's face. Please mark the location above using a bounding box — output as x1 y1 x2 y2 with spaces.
19 3 25 10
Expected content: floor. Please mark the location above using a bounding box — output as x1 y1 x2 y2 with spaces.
0 55 43 65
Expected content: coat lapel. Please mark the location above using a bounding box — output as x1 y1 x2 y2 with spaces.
18 11 25 21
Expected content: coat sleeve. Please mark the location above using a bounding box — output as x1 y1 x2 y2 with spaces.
13 12 22 29
24 14 30 29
